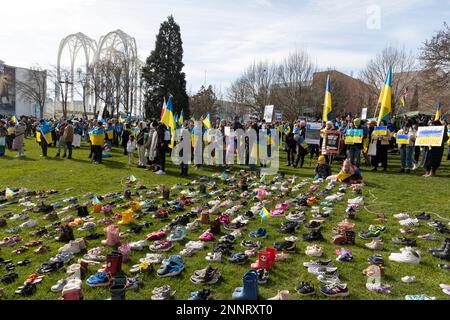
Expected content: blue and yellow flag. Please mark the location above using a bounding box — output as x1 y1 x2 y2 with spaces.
161 97 176 148
377 67 392 125
11 115 18 124
203 113 212 129
435 102 442 121
5 187 15 199
259 207 271 221
323 75 332 122
179 110 184 126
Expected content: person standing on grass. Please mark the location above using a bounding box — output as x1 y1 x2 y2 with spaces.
55 119 67 157
347 118 367 168
144 120 158 168
155 121 167 175
37 119 51 157
12 120 26 158
121 123 131 156
72 120 82 149
423 120 449 177
0 119 7 156
90 121 105 165
127 135 136 165
396 121 416 174
63 120 74 159
136 121 149 168
370 120 391 172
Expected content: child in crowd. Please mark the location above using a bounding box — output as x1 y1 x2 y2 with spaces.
328 159 363 183
315 155 332 179
127 135 136 165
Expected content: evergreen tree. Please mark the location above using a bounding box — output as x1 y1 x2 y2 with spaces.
141 15 189 119
189 85 217 118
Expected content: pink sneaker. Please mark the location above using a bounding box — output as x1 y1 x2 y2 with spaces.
146 230 166 241
275 203 289 211
199 230 214 241
218 214 230 225
270 210 285 217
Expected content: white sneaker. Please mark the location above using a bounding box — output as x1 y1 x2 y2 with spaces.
19 219 37 229
394 213 410 220
205 252 222 262
389 247 421 264
399 218 420 227
348 197 364 205
155 170 166 175
418 233 438 241
401 276 416 283
305 245 323 257
130 240 148 251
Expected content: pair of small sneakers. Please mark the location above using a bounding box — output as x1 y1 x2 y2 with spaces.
305 245 323 257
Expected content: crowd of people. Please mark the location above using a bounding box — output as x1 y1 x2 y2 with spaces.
0 112 449 178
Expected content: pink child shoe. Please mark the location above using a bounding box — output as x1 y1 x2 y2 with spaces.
199 230 214 241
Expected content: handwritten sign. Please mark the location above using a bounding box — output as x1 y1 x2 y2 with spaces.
345 129 363 145
415 126 445 147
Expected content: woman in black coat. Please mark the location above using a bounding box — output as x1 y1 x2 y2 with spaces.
121 123 131 155
424 121 449 177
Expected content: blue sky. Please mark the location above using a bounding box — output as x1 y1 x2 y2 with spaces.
1 0 449 94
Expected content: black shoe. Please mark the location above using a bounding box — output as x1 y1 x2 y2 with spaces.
303 230 324 242
296 282 315 295
429 238 450 253
368 254 384 266
438 264 450 269
392 237 417 246
277 221 299 234
274 241 297 253
432 245 450 260
415 212 431 221
84 233 104 240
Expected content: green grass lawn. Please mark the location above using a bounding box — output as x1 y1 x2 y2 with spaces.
1 137 450 300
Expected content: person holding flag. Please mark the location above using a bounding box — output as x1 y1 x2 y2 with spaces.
161 97 176 150
37 119 52 157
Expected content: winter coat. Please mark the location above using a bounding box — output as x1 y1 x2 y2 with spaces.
12 124 26 150
63 124 74 143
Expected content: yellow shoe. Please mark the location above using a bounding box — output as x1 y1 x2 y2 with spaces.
118 210 133 225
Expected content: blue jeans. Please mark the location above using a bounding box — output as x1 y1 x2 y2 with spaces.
348 145 361 168
400 146 413 169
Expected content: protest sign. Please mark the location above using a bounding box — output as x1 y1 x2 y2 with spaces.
415 126 445 147
325 131 341 155
275 112 282 121
264 105 274 123
361 108 368 120
373 126 388 137
345 129 363 145
305 123 322 145
396 134 410 145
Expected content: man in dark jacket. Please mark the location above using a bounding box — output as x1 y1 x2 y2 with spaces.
155 122 167 175
121 123 131 155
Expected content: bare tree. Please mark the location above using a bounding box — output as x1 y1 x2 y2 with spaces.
48 66 72 118
240 61 276 117
15 65 47 118
272 50 316 120
360 45 418 116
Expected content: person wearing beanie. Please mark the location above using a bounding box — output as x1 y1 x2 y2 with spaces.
314 155 332 179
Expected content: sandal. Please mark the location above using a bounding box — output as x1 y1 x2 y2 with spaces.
15 283 36 296
17 260 31 267
12 246 28 254
34 246 50 254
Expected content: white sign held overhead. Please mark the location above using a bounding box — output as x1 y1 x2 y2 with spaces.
264 105 274 123
361 108 368 120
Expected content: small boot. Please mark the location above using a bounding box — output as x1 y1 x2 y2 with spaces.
109 284 126 300
251 251 269 269
118 210 133 225
197 213 210 225
104 252 123 276
78 206 89 217
56 226 75 243
344 231 356 245
233 270 258 300
209 219 221 235
102 225 120 246
265 247 277 269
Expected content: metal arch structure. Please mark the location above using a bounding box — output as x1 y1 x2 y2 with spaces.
56 29 143 117
56 32 97 108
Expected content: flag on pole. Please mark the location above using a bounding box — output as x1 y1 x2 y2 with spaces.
5 187 15 199
160 97 167 121
11 115 18 124
435 102 442 121
377 66 393 125
259 207 271 221
179 110 184 126
322 75 332 122
161 97 176 149
203 113 212 129
401 87 409 108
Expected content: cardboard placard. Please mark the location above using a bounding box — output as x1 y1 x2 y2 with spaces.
415 126 445 147
345 129 363 145
325 130 341 155
264 105 274 123
373 126 388 137
361 108 368 120
305 123 322 145
396 134 410 145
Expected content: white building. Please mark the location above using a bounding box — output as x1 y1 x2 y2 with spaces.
0 60 46 117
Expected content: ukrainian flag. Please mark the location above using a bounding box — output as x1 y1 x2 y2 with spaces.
161 97 176 149
377 67 392 125
39 122 53 144
259 207 271 221
203 113 212 129
179 110 184 126
11 115 18 124
322 75 332 122
435 102 442 121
